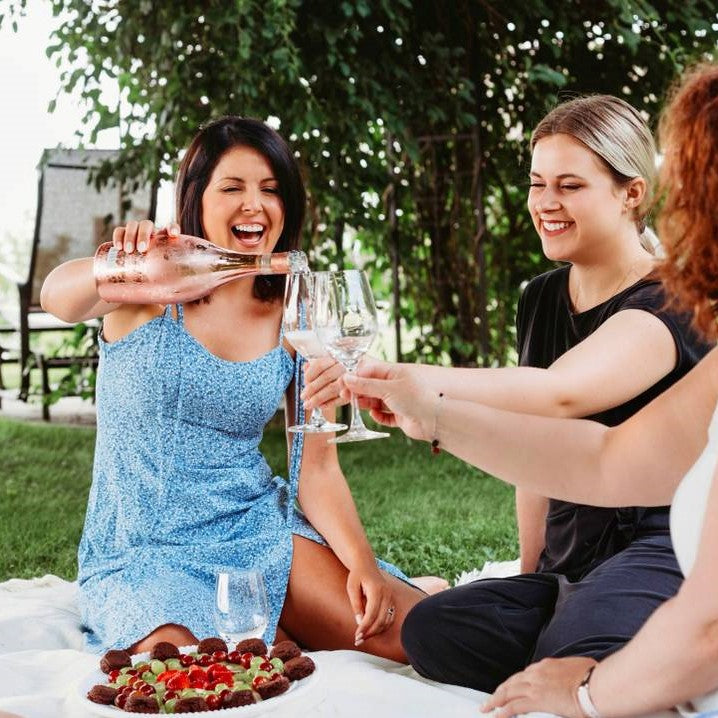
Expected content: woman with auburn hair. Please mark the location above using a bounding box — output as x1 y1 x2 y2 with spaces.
342 63 718 716
308 92 711 694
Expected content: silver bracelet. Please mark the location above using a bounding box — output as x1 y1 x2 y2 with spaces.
577 665 602 718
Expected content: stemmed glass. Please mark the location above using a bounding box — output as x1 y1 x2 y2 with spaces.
213 568 269 644
313 270 390 443
283 271 348 434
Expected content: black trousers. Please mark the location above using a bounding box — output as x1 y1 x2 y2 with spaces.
401 533 683 693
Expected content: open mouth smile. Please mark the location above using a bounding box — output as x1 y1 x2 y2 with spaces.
231 223 265 246
541 220 574 235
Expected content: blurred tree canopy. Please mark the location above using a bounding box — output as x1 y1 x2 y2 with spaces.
3 0 717 365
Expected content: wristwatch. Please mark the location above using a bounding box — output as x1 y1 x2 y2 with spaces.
577 665 602 718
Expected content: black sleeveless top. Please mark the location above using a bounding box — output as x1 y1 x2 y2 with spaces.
516 265 713 580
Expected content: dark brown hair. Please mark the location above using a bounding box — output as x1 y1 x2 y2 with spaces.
657 63 718 340
175 116 306 302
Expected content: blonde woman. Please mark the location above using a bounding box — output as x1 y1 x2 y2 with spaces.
343 65 718 716
307 95 711 693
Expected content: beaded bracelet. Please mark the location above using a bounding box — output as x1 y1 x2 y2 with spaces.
431 392 444 455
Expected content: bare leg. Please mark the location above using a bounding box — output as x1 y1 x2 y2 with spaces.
273 624 296 644
279 535 425 663
129 623 198 655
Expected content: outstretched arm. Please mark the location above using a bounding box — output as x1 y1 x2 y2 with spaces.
306 309 677 420
343 345 718 507
397 309 678 419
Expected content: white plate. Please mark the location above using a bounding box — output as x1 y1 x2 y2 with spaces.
77 645 320 716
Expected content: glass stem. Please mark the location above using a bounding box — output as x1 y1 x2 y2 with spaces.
301 363 327 428
347 366 369 432
309 407 327 428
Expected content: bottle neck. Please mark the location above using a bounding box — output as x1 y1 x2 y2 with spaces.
208 249 308 280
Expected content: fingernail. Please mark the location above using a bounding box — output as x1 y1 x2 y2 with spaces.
355 614 362 625
354 637 363 646
137 241 147 252
126 243 134 253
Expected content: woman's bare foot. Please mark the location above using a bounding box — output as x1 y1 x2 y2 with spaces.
410 576 450 594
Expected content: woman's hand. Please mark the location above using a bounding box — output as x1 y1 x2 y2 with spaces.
346 560 396 646
481 656 597 718
301 356 347 411
112 221 180 254
341 358 436 442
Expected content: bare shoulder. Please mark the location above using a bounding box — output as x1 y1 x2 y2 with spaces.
102 303 165 343
700 344 718 393
658 344 718 435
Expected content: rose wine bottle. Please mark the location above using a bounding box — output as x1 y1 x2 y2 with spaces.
94 231 309 304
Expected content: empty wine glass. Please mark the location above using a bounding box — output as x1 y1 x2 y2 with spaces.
213 569 269 645
283 271 348 434
313 270 390 443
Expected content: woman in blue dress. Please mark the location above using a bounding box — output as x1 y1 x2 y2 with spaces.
40 117 430 658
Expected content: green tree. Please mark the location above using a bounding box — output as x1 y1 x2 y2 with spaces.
3 0 716 367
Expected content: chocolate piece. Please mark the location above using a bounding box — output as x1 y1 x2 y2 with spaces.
270 640 301 662
124 692 159 713
150 640 179 661
99 648 132 673
223 689 255 707
196 637 227 655
283 655 316 681
234 637 267 656
174 696 209 713
256 674 290 699
86 684 119 705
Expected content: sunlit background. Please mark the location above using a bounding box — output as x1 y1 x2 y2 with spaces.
0 3 172 277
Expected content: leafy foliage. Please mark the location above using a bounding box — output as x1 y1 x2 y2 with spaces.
3 0 717 370
44 322 98 406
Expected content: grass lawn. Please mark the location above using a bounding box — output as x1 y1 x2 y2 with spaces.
0 415 518 583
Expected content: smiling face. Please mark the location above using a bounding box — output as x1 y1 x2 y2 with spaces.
528 133 636 264
200 145 285 253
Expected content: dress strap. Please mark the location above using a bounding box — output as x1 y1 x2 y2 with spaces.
162 304 184 325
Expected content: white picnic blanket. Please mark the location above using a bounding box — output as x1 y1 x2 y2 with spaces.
0 571 675 718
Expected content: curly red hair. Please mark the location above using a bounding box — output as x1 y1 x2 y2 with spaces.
658 63 718 341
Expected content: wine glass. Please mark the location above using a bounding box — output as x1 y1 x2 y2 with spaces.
213 568 270 645
283 271 348 434
313 270 390 443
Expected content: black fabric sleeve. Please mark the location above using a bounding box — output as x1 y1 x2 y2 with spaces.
616 281 711 374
